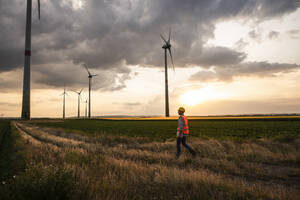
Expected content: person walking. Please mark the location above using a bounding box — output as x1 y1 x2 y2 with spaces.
176 107 196 159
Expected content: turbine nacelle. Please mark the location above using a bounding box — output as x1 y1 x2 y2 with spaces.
160 30 174 69
162 43 171 49
88 74 97 78
82 63 98 118
83 64 98 78
72 88 84 95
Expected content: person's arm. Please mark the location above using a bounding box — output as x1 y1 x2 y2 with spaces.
178 116 183 134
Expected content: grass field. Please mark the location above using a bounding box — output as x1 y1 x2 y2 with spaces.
0 120 10 149
102 115 300 120
1 118 299 200
0 120 27 199
32 117 300 141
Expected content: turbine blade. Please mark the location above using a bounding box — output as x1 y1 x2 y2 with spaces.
79 88 84 94
168 29 171 43
71 90 79 94
83 64 91 76
38 0 40 20
160 34 167 44
168 48 175 71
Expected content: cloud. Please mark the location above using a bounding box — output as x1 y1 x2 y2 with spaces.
0 102 18 107
248 29 262 42
190 61 300 82
0 0 299 90
234 39 248 50
123 102 142 106
0 62 134 92
190 70 218 82
268 30 280 39
193 46 246 67
287 29 299 39
0 69 23 92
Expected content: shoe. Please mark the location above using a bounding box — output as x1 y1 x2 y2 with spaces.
175 154 180 159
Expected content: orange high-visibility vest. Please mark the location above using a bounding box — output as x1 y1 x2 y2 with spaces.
177 115 189 135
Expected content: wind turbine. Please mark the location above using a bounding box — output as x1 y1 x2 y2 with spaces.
72 89 83 118
160 30 174 117
61 85 68 119
21 0 41 119
83 64 97 118
84 99 88 118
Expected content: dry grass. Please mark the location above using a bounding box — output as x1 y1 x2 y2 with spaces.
12 121 300 200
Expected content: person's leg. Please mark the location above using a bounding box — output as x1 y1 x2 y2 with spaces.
182 135 196 155
176 137 181 157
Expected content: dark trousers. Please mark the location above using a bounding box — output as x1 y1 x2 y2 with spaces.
176 135 195 155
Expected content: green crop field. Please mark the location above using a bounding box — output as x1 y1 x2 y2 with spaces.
32 117 300 141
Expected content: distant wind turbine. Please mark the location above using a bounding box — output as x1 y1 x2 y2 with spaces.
72 89 83 118
61 85 68 119
160 29 174 117
21 0 41 119
83 64 97 118
84 99 88 118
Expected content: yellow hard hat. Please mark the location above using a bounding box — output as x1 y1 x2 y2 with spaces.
178 107 185 112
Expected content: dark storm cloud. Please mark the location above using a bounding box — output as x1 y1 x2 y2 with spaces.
0 0 299 89
192 46 246 67
190 62 300 82
31 63 133 91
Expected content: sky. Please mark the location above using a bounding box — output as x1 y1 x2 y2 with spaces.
0 0 300 117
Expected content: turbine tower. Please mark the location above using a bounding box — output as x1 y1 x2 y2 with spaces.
83 64 97 118
84 99 88 118
72 89 83 118
61 86 68 119
160 30 174 117
21 0 41 119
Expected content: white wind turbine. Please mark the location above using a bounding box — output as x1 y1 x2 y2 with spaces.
21 0 41 119
72 89 83 118
160 30 174 117
83 64 97 118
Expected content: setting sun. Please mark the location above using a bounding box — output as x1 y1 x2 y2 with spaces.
180 86 231 106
